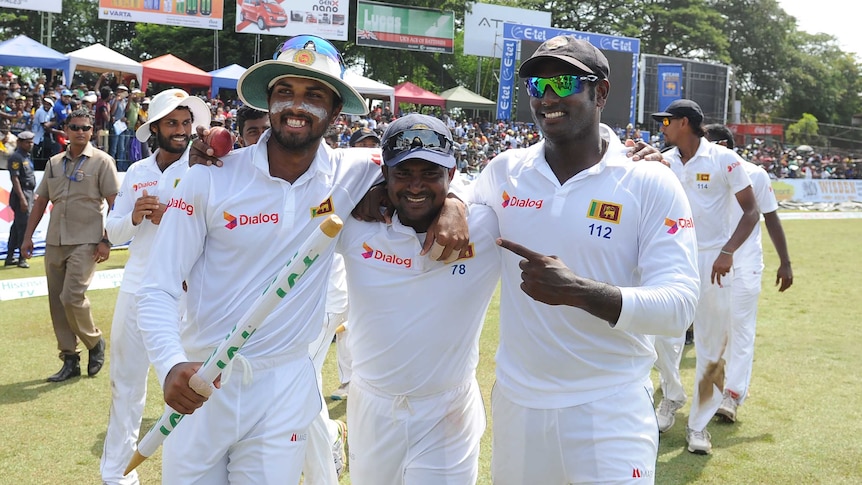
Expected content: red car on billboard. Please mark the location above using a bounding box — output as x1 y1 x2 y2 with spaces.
240 0 287 30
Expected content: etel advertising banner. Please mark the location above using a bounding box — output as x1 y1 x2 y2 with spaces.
235 0 347 41
0 0 62 14
356 0 454 54
98 0 224 31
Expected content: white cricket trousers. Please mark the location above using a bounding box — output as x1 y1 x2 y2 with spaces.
491 378 658 484
161 350 319 485
727 265 762 405
347 376 485 485
687 248 733 432
100 290 149 485
303 311 348 485
652 331 688 404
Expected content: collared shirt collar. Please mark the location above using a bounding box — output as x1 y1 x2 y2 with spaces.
251 129 335 183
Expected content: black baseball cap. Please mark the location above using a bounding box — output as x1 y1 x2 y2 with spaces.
651 99 704 124
348 127 380 147
519 35 610 79
380 114 455 169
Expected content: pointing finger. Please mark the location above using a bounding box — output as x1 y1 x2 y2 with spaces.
497 238 545 261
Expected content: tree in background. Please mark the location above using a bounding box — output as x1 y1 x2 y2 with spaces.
0 0 860 135
785 113 823 147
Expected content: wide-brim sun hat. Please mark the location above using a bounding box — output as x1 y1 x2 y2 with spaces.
238 35 368 116
136 88 212 142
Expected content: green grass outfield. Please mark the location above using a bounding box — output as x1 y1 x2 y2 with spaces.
1 218 860 484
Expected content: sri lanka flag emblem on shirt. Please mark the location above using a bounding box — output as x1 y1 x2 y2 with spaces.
696 173 710 181
587 199 622 224
311 197 334 218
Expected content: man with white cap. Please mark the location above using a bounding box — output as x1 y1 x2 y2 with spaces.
136 35 467 484
101 88 211 485
33 96 55 163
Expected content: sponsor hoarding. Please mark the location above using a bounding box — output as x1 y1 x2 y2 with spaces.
0 0 62 13
356 0 454 54
463 2 550 58
235 0 347 41
98 0 224 31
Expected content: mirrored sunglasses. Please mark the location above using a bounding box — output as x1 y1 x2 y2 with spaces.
274 35 346 77
524 74 599 98
67 124 93 132
382 129 455 163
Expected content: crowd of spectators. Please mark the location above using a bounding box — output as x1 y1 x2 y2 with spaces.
2 70 859 180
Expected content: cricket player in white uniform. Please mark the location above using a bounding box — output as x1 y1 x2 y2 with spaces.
469 36 701 484
136 35 468 484
651 99 759 454
101 88 211 485
704 124 793 423
336 114 501 484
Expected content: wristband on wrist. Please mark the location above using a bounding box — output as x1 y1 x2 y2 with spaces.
100 237 111 246
720 249 733 256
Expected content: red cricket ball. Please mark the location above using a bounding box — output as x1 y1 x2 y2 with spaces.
205 126 234 158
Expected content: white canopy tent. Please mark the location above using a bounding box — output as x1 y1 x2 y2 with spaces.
344 71 395 109
66 43 144 86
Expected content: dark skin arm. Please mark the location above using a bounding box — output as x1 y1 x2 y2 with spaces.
352 184 470 261
497 238 623 325
713 186 759 286
9 171 27 212
763 211 793 291
163 362 221 414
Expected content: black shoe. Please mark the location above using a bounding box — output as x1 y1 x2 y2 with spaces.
88 337 106 376
47 355 81 382
17 260 29 269
4 258 17 267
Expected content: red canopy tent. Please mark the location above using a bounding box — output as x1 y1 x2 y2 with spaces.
393 82 446 108
141 54 212 91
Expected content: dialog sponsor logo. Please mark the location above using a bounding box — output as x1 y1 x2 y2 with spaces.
361 242 412 268
168 197 194 215
133 180 158 192
501 190 543 209
223 211 279 230
664 217 694 234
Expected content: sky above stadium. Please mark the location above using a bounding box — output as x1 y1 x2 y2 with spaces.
778 0 860 57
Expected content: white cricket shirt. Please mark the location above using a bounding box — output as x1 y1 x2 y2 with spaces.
731 160 779 271
106 149 190 293
136 132 382 383
663 138 753 250
336 206 501 396
469 126 700 409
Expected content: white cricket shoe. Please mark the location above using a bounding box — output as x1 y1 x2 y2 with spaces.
656 398 685 433
330 382 349 401
715 390 739 423
332 419 348 478
686 426 712 455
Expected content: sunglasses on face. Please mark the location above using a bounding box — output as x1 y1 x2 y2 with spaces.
524 74 600 98
67 124 93 132
661 117 679 127
382 129 455 163
274 35 346 77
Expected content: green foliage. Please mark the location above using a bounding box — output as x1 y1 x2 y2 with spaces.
785 113 822 146
0 0 860 128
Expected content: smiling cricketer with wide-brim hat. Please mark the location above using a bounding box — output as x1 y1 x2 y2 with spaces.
135 88 211 143
238 35 369 116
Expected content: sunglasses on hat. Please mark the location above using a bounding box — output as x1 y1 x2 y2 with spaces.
274 35 346 78
382 129 454 163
